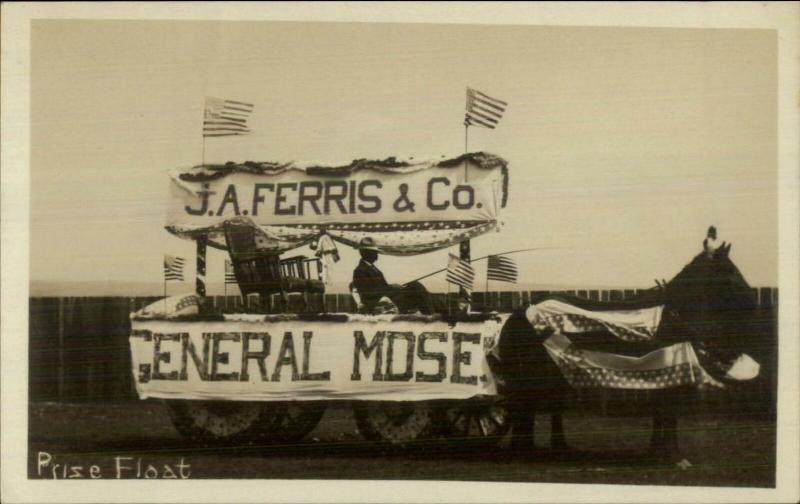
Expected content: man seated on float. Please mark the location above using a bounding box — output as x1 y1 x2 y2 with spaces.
352 237 436 315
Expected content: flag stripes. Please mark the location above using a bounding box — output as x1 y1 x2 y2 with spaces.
164 255 185 282
446 253 475 291
465 87 507 129
203 97 254 137
487 255 517 283
224 260 237 284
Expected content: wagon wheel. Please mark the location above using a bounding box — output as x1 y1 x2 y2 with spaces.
270 401 327 444
441 397 510 449
352 401 442 448
167 400 284 446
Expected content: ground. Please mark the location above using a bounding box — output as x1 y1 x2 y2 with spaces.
28 401 775 487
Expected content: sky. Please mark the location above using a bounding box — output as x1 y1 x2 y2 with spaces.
30 20 777 295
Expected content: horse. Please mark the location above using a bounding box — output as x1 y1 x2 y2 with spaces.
496 229 764 466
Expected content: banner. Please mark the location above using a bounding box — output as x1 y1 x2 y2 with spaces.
165 153 508 255
130 314 506 402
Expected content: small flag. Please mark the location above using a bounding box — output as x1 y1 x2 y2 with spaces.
164 255 185 282
487 255 518 283
464 87 507 129
224 259 237 284
446 253 475 291
203 97 254 137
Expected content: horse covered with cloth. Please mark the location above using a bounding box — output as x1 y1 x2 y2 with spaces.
497 227 764 466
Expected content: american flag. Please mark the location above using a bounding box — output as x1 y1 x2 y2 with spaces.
164 255 185 282
203 97 254 137
224 259 237 284
446 253 475 291
464 87 507 129
487 255 518 283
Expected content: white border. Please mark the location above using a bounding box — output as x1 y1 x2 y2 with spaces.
2 2 798 503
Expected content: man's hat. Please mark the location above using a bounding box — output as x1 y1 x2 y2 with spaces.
358 237 379 251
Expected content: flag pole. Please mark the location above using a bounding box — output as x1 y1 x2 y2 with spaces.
461 113 471 311
164 275 167 313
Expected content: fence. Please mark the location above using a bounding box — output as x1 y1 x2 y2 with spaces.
29 288 778 416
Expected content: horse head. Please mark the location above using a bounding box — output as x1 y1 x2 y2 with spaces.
661 227 761 382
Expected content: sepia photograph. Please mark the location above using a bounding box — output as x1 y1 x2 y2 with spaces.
2 2 799 503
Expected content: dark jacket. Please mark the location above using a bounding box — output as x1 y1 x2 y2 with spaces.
352 259 392 308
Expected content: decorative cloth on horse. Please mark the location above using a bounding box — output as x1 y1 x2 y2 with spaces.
525 299 664 343
524 300 723 390
165 152 508 256
542 332 721 389
721 353 760 381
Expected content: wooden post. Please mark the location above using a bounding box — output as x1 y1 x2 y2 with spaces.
57 297 65 402
326 294 337 313
339 293 353 313
459 239 471 310
196 236 207 302
499 291 513 312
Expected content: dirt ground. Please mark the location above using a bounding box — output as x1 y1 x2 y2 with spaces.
28 401 775 487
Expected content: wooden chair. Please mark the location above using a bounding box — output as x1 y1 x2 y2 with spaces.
223 222 325 312
281 255 324 282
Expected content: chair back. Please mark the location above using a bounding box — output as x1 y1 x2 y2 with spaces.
223 222 283 296
280 256 304 279
280 255 324 281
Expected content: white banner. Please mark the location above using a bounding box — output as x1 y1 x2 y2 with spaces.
130 315 505 402
164 154 508 254
170 165 501 228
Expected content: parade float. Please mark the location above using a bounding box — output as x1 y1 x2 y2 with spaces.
129 153 513 447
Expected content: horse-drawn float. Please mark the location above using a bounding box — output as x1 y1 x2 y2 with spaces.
129 152 761 460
